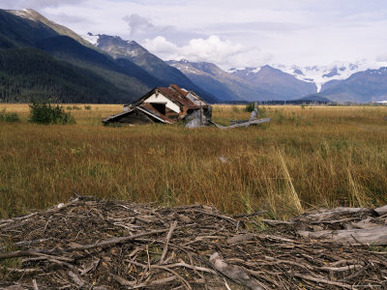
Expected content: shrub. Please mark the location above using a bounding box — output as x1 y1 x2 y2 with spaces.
84 105 92 110
0 109 20 123
245 102 255 112
28 102 75 125
245 103 267 118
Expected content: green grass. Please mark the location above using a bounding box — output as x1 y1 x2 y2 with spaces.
0 104 386 219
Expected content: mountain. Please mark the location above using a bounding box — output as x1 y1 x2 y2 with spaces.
2 9 386 104
167 60 256 102
7 9 92 48
273 61 387 92
91 34 218 103
0 9 167 103
35 35 160 98
229 65 317 101
317 67 387 103
169 61 318 102
1 9 214 104
0 9 58 48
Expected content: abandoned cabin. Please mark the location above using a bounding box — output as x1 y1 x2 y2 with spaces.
102 85 212 127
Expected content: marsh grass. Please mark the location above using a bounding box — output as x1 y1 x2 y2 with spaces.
0 104 386 219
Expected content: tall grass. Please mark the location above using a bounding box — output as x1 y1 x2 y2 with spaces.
0 104 386 219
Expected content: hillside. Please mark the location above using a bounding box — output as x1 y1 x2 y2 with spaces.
0 9 173 104
0 9 58 48
35 35 160 100
8 9 93 48
0 49 124 103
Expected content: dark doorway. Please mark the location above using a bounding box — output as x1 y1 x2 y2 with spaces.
151 103 166 115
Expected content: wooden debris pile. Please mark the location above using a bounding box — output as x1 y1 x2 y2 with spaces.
0 197 386 289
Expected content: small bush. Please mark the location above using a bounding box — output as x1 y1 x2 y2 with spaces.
84 105 92 110
0 109 20 123
28 102 75 125
245 103 255 112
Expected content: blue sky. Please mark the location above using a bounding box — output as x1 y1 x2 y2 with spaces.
2 0 387 68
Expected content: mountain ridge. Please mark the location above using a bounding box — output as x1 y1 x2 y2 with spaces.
1 8 386 104
92 34 218 103
0 9 217 103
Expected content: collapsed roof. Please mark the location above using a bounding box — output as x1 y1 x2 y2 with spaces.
103 85 212 126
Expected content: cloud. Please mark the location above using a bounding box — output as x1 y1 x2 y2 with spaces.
183 36 243 61
143 36 177 54
3 0 85 9
2 0 386 67
142 35 270 69
122 13 175 37
122 14 155 35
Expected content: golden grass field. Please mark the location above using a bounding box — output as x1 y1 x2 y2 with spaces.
0 104 386 219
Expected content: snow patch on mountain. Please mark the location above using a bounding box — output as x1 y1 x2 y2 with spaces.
82 33 99 45
272 60 387 92
227 60 387 92
228 67 261 75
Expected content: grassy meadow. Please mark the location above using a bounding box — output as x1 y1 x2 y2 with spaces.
0 103 386 219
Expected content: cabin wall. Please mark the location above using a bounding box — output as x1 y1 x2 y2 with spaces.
143 93 180 113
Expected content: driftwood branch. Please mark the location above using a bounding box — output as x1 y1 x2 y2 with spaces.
298 226 387 246
159 220 177 264
210 252 267 290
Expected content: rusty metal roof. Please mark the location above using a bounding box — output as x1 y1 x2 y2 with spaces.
132 84 209 111
157 86 198 110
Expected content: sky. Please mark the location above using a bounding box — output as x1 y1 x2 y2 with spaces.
2 0 387 69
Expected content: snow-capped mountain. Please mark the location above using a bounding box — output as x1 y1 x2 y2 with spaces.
271 61 387 92
228 65 317 100
318 67 387 103
171 61 317 102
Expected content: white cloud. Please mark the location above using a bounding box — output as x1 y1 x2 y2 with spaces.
143 36 177 54
143 35 266 69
